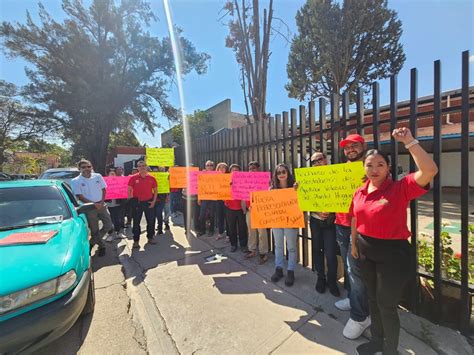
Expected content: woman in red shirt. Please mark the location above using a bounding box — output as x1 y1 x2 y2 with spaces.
350 127 438 355
225 164 248 253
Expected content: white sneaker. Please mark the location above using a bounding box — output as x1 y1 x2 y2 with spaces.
342 317 371 340
335 297 351 311
105 232 115 242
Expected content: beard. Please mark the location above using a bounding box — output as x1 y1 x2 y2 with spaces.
346 150 365 162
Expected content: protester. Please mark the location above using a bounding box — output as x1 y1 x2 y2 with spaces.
307 152 340 296
170 187 182 218
333 134 371 340
114 166 127 230
105 169 125 242
197 160 216 236
71 159 113 257
128 160 157 248
224 164 248 253
270 163 298 287
124 167 139 228
215 162 228 240
351 127 437 355
244 161 269 264
155 167 170 234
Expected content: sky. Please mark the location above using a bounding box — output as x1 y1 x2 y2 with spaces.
1 0 473 148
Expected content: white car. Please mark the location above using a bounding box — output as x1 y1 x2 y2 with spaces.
38 168 80 186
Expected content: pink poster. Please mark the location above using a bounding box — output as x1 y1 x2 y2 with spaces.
231 172 270 201
104 176 131 199
188 170 217 195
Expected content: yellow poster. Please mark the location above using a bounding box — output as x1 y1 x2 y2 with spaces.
146 148 174 167
150 172 170 194
294 162 366 212
250 188 304 229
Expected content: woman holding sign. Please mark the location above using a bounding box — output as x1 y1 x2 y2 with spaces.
270 164 298 287
350 127 437 355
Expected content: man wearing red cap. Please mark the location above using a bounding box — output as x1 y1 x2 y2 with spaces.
334 134 370 340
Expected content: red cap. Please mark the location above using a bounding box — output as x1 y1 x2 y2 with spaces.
339 134 365 148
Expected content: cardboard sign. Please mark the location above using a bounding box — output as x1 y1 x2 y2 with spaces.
294 162 366 212
104 176 130 199
150 172 170 194
231 172 270 201
145 148 174 167
189 170 216 195
197 173 232 200
250 188 304 229
169 167 199 188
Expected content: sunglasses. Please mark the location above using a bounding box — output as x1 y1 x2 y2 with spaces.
343 143 361 151
311 157 325 165
276 170 287 175
80 165 92 169
206 164 214 167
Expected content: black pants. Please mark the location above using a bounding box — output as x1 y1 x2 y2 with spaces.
358 235 411 354
108 205 123 232
132 199 156 241
225 208 248 247
310 217 337 285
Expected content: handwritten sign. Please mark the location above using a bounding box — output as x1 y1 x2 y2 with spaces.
250 188 304 229
145 148 174 167
189 170 217 195
104 176 130 199
169 167 199 188
198 173 232 200
231 172 270 201
150 172 170 194
294 162 366 212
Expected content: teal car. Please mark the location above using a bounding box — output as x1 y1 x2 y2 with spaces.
0 180 95 353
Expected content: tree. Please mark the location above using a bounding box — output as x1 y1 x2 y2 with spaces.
0 80 57 170
223 0 274 122
170 110 214 146
27 138 74 167
286 0 405 102
107 130 141 152
1 0 210 174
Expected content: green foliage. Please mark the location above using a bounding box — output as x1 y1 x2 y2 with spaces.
418 226 474 285
170 110 214 146
27 139 73 167
0 80 57 169
0 0 209 173
107 130 141 152
286 0 405 101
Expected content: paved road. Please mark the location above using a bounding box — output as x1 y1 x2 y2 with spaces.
34 237 147 355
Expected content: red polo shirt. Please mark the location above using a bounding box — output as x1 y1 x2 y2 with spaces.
335 212 352 227
128 173 157 201
349 173 428 240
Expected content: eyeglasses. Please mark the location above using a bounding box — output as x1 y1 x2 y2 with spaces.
80 165 92 169
206 164 214 167
311 157 325 165
276 170 287 175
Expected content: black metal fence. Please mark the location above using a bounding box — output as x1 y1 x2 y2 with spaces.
188 51 473 334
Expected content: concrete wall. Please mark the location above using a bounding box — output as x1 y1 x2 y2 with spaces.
397 152 474 187
207 99 231 130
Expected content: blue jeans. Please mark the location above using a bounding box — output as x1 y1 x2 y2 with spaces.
272 228 298 271
215 201 226 234
155 199 166 231
310 217 337 285
170 191 181 213
335 224 369 322
199 200 215 233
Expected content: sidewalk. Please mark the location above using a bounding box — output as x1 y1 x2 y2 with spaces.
114 215 471 355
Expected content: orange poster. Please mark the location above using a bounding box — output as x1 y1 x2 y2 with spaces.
197 173 232 200
250 188 304 229
169 167 199 188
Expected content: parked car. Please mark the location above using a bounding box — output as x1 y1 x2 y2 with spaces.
38 168 80 185
0 180 96 353
0 172 12 181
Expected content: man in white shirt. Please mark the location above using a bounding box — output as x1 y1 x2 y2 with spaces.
71 159 113 256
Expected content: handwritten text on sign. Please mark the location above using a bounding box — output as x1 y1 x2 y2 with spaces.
145 148 174 167
104 176 130 199
189 170 216 195
149 172 170 194
169 167 199 188
231 171 270 200
250 188 304 229
198 173 232 200
294 162 366 212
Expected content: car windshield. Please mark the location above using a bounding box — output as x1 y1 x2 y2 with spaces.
0 186 71 229
39 171 79 180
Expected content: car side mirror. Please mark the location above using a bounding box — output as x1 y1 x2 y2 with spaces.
76 203 95 215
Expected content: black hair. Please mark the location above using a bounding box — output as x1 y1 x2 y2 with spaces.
363 149 390 165
271 163 295 189
248 161 260 168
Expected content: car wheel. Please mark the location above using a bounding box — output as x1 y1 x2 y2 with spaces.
82 269 95 315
